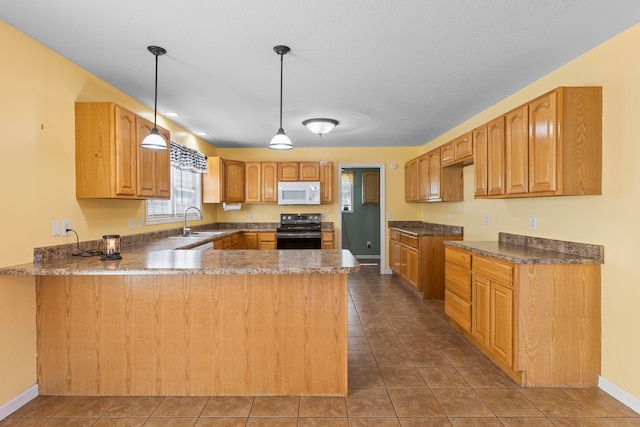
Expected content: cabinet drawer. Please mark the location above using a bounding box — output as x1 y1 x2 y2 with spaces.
400 233 419 248
473 256 513 286
445 262 471 300
445 289 471 332
259 232 276 243
445 248 471 269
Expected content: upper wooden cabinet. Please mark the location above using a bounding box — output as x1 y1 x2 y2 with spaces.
277 161 320 182
75 102 170 199
319 161 334 203
475 86 602 199
441 132 473 166
362 171 380 204
246 162 277 203
203 157 245 203
404 158 419 202
407 146 462 203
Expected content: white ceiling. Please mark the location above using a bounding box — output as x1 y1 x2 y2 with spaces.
2 1 640 149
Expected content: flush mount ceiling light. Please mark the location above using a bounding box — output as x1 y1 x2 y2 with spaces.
269 45 293 150
141 45 168 150
303 118 339 136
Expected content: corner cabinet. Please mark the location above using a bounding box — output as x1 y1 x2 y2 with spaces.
444 246 601 387
406 147 463 203
75 102 170 199
203 157 245 203
389 228 462 299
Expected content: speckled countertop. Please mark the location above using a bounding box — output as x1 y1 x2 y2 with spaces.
444 232 604 265
388 221 463 236
0 223 359 276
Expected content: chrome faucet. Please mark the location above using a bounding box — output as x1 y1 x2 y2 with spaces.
183 206 203 236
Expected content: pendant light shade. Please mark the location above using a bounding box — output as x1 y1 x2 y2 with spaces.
303 118 339 136
141 45 168 150
269 45 293 150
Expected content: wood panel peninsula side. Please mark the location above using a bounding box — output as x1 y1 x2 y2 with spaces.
1 234 358 397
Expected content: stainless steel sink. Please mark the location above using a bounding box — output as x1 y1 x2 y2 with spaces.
168 231 226 239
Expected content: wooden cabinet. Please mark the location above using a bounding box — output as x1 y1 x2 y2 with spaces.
246 162 277 203
243 232 258 249
319 161 334 203
258 232 276 250
389 228 462 299
75 102 170 199
405 158 419 202
442 132 473 166
278 161 320 182
362 171 380 204
476 86 602 199
444 245 601 387
203 157 245 203
407 147 462 203
322 231 334 249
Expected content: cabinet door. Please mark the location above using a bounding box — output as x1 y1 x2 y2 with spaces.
262 162 278 203
427 148 441 201
245 162 261 203
487 116 505 196
321 231 334 249
278 162 298 181
223 160 245 202
390 239 401 273
319 161 333 203
441 141 455 165
490 282 514 366
529 91 558 193
299 162 320 181
505 105 529 195
259 232 276 250
136 118 170 199
404 159 418 201
406 246 419 288
473 125 488 197
362 171 380 204
244 232 258 249
472 275 491 347
417 154 429 201
454 132 473 161
114 106 138 197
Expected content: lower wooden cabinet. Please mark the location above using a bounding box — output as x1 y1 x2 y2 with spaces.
322 231 334 249
389 228 462 299
258 232 276 250
444 245 601 387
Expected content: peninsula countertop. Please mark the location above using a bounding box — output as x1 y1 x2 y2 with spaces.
0 229 359 276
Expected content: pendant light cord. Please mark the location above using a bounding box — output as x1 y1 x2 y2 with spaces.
153 51 159 127
278 51 284 129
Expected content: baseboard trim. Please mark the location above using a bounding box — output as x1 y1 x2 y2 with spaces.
599 376 640 414
0 384 38 421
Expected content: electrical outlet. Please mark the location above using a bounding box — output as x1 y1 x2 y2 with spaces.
52 220 61 237
249 212 254 220
386 211 391 219
139 216 145 228
367 241 371 248
530 216 537 230
321 212 326 219
484 214 489 225
446 213 451 221
129 217 135 229
62 219 71 236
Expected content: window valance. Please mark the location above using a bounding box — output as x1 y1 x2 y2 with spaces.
170 141 207 174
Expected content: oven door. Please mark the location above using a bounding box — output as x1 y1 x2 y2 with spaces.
276 231 322 249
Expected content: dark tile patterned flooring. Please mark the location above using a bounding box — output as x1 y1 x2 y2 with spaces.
2 262 639 426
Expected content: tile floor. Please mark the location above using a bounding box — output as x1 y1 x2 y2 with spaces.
2 262 639 426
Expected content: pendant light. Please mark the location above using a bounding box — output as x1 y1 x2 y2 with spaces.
141 45 168 150
269 45 293 150
303 118 339 136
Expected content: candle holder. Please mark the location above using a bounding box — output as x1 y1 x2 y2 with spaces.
101 235 122 260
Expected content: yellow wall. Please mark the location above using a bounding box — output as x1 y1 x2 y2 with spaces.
417 24 640 399
1 16 640 409
0 21 218 405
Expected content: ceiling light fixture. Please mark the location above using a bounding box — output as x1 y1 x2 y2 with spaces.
269 45 293 150
141 45 168 150
303 118 339 136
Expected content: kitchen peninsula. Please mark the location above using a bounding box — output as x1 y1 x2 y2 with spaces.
1 232 358 397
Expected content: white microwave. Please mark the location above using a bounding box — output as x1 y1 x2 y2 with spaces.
278 181 321 205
